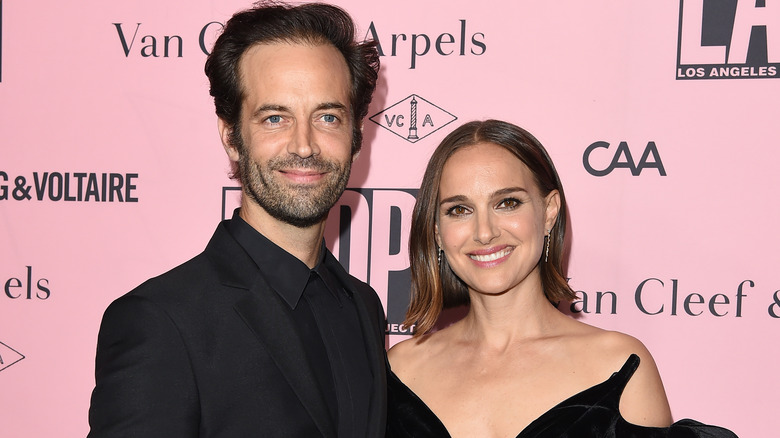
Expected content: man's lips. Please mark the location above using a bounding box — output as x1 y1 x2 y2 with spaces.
278 168 326 183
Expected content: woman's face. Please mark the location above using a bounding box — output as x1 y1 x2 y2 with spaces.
436 142 559 297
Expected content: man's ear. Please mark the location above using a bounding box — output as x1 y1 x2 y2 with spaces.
218 118 240 162
352 122 365 163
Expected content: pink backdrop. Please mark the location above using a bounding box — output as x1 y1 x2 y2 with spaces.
1 0 776 436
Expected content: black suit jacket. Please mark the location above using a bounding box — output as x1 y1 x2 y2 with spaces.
88 221 387 437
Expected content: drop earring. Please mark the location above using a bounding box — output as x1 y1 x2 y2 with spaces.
437 247 443 265
544 230 551 263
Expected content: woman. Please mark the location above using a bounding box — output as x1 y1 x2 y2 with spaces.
387 120 736 437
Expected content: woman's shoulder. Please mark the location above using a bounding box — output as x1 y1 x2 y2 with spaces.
387 323 462 379
556 320 672 426
562 319 653 367
387 336 417 367
590 329 660 385
388 330 441 370
582 326 673 427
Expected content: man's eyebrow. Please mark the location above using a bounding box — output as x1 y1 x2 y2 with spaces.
250 102 348 119
315 102 349 112
250 104 289 119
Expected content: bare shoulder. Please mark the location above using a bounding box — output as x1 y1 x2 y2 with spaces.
588 329 673 427
564 322 655 369
388 333 432 374
387 328 452 380
588 329 653 364
387 336 418 370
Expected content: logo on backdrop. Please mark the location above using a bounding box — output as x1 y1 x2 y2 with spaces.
566 278 780 319
113 22 185 58
0 171 139 202
0 341 25 373
112 21 223 58
222 187 418 335
111 18 488 66
582 141 666 176
677 0 779 79
2 266 50 300
369 94 457 143
222 186 241 221
364 19 486 69
327 188 418 335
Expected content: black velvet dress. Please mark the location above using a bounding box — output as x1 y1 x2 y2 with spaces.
387 354 738 437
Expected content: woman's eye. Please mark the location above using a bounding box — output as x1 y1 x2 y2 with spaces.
446 205 468 216
499 198 520 209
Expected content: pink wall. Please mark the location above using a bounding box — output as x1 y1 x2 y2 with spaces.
1 0 775 435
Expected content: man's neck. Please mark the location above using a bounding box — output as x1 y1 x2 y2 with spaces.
238 201 326 269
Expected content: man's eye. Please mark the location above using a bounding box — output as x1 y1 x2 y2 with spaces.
321 114 337 123
267 115 282 123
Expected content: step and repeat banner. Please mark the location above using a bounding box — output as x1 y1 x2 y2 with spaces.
1 0 777 436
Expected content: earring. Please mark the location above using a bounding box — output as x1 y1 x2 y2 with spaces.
544 230 551 263
437 247 443 265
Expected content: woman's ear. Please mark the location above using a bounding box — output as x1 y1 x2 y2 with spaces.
544 190 561 231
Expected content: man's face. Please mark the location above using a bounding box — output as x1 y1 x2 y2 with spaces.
222 42 354 228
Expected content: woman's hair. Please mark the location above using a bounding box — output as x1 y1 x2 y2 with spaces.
404 119 576 336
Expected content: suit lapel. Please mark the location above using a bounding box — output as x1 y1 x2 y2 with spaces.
206 223 337 438
233 284 337 438
326 252 388 437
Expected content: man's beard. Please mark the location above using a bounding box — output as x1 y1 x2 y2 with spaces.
238 148 351 228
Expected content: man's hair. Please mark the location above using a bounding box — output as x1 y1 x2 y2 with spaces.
204 1 380 178
404 120 577 336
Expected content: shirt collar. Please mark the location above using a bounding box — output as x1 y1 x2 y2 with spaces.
226 209 350 308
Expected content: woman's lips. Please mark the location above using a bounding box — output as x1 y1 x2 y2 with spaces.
468 246 513 263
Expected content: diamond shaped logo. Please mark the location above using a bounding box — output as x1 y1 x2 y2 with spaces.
369 94 457 143
0 341 25 373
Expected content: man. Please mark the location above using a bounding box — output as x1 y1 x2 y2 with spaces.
87 2 385 437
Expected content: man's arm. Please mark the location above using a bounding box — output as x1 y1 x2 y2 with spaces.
88 294 199 437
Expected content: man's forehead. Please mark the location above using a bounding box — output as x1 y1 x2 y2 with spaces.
236 42 352 117
240 40 347 70
239 42 349 86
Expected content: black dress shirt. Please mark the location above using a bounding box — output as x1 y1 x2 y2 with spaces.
227 211 372 438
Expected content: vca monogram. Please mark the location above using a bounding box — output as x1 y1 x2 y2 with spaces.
369 94 457 144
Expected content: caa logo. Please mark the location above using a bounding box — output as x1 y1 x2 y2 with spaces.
222 187 418 335
0 341 25 373
677 0 779 79
583 141 666 176
369 94 457 143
